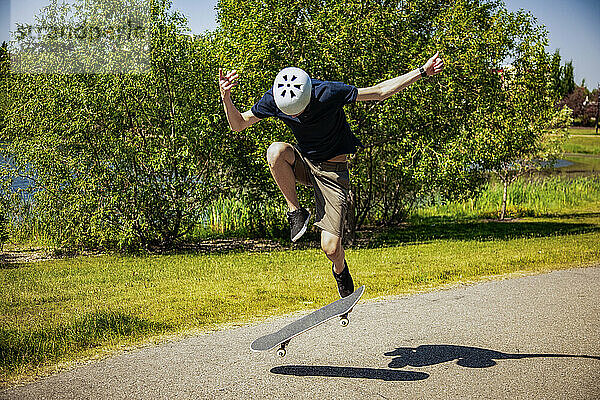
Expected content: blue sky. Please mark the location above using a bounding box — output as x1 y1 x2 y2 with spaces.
1 0 598 86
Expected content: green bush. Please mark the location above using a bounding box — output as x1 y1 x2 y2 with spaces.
3 0 230 250
2 0 564 250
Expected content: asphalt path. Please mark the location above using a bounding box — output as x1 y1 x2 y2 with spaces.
3 267 600 399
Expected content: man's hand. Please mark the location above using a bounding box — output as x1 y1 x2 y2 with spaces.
423 52 444 77
219 68 239 100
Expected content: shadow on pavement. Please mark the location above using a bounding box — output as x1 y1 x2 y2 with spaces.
270 345 599 381
270 366 429 381
386 344 600 369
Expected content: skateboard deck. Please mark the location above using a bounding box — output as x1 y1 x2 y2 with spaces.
251 285 365 356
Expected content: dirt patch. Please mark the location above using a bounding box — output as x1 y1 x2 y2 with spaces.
0 248 57 266
0 228 385 265
176 238 286 254
0 239 291 265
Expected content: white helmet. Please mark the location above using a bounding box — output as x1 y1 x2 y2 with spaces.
273 67 312 115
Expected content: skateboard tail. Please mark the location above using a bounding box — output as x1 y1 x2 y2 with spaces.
251 332 282 351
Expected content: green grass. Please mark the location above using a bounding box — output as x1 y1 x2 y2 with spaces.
567 127 598 136
2 205 600 385
562 135 600 155
414 176 600 220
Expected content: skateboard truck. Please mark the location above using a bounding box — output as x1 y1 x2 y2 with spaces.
277 340 290 357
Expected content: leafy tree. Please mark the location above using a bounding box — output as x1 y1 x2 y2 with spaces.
470 39 572 219
217 0 464 235
490 107 571 220
2 0 229 250
1 41 10 249
559 85 598 127
0 42 6 62
561 60 576 97
0 41 8 132
561 86 587 123
0 184 9 250
217 0 562 235
0 214 8 251
550 49 562 97
0 174 9 250
2 0 566 249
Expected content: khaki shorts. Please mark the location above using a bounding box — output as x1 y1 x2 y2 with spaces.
293 147 350 238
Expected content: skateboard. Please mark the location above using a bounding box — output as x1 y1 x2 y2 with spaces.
251 285 365 357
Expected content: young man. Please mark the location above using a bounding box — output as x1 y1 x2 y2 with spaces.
219 52 444 298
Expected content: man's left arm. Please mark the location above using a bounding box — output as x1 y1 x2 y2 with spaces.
356 52 444 102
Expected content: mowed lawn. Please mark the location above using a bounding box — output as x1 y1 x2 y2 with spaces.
567 127 599 137
2 206 600 384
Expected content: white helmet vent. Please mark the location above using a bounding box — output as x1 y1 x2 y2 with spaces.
273 67 312 115
278 75 303 99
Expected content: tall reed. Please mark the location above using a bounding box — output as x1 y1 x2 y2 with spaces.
415 176 600 219
197 196 288 238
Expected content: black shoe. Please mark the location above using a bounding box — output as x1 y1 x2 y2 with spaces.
333 261 354 298
287 207 310 242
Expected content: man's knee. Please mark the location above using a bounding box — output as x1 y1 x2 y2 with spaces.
321 233 342 259
266 142 293 168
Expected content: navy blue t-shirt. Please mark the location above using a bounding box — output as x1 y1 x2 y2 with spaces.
251 79 363 162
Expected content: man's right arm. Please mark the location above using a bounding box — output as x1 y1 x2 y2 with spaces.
219 68 261 132
222 97 261 132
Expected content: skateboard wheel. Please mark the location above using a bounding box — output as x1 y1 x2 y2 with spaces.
277 348 286 357
340 317 349 327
